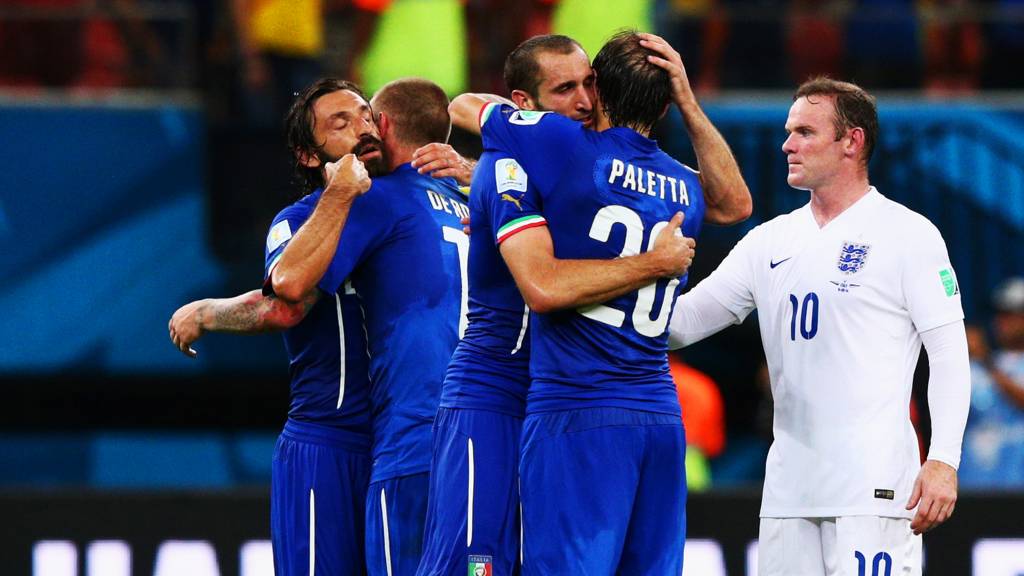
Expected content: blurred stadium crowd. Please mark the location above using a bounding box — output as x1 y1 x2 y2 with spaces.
3 0 1024 93
2 0 1023 494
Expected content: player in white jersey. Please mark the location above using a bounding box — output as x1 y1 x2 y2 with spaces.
668 77 971 576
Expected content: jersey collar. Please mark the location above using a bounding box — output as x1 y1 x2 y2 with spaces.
606 127 659 151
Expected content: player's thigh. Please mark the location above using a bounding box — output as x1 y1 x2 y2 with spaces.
618 421 687 576
271 436 370 576
758 517 828 576
366 473 431 576
831 516 922 576
519 409 644 576
417 408 523 576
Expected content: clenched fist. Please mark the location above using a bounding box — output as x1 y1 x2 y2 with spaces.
324 154 372 200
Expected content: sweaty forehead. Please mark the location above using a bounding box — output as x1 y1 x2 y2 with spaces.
787 95 835 129
535 49 592 88
315 89 371 117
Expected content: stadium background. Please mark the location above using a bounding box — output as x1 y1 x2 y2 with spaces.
2 0 1023 574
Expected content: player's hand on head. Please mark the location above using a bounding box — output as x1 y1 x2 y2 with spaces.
168 300 207 358
906 459 958 535
325 154 372 198
653 212 696 277
637 33 694 104
411 143 475 186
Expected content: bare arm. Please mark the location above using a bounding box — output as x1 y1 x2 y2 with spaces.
270 155 371 303
449 93 515 136
499 213 695 314
639 33 752 225
168 290 320 357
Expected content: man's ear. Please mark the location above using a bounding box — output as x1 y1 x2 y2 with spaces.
297 147 321 169
845 127 865 159
377 111 390 139
510 90 533 110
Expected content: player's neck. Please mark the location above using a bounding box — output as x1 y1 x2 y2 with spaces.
595 115 651 137
384 142 416 171
808 176 871 228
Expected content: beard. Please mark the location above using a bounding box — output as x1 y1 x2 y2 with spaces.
353 135 388 176
315 135 388 179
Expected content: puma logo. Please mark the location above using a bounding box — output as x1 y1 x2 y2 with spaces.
501 193 523 211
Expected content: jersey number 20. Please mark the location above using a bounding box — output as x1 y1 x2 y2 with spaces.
578 205 678 337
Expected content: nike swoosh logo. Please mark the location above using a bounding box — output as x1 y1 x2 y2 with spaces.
770 257 792 269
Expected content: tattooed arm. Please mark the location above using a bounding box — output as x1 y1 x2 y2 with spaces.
168 289 321 357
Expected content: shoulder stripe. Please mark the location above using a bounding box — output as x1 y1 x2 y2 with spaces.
496 215 546 243
479 102 499 128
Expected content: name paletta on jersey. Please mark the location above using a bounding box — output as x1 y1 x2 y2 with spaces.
607 159 690 206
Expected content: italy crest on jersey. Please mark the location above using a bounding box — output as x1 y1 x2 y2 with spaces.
837 242 871 274
468 555 492 576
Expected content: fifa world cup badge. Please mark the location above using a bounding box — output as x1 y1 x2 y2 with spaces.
468 555 493 576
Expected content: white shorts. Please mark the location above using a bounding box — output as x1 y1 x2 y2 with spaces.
758 516 922 576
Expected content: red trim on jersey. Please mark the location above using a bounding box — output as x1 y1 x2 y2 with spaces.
477 102 493 129
496 220 547 244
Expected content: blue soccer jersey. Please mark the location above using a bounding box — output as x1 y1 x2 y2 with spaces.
265 195 373 438
439 150 536 417
418 150 536 576
317 163 468 483
265 199 374 576
480 103 706 416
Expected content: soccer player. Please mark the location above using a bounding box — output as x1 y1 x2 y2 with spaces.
169 78 377 576
170 77 469 576
416 33 750 576
462 31 726 575
410 34 598 184
272 76 469 576
667 77 970 575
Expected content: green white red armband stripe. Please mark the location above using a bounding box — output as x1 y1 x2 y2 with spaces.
478 102 500 128
496 215 547 243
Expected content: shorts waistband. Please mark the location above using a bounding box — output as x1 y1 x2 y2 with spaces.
282 419 371 453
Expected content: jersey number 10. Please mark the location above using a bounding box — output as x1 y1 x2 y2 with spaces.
788 292 819 341
578 205 679 337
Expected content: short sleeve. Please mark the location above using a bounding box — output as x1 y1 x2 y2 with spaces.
694 225 760 321
482 156 546 245
480 103 584 194
264 204 310 282
317 190 395 295
901 219 965 332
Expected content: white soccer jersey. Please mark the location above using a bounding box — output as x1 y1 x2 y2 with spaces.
691 188 963 518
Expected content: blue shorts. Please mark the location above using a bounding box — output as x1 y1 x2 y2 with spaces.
416 407 524 576
271 420 372 576
519 407 687 576
366 472 430 576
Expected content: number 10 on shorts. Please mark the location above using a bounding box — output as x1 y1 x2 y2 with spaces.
855 550 892 576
